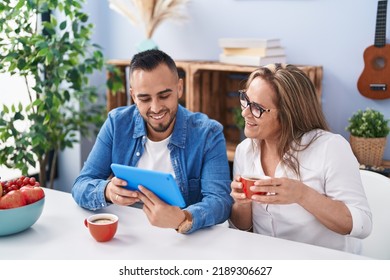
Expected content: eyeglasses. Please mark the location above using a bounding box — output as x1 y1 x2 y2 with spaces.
239 90 271 118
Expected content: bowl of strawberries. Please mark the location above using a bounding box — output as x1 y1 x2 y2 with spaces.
0 176 45 236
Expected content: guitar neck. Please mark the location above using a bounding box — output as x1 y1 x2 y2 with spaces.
374 0 388 47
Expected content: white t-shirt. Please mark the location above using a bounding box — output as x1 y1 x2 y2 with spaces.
137 136 175 176
233 129 372 254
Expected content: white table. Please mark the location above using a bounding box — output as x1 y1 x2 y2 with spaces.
0 189 369 260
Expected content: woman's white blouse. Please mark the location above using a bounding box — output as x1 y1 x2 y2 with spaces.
233 130 372 254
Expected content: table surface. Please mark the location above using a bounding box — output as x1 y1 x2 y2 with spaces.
0 189 369 260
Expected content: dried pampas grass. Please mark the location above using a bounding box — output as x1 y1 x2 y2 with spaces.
108 0 189 38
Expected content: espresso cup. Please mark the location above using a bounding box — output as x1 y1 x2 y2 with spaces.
84 213 118 242
240 175 270 199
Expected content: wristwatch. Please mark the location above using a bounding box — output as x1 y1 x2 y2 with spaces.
176 210 193 234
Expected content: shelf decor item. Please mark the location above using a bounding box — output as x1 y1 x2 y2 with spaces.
346 108 390 166
108 0 189 52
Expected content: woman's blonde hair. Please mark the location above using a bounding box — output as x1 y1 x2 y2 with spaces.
245 64 329 177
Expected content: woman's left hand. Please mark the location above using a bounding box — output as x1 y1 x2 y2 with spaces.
250 177 306 205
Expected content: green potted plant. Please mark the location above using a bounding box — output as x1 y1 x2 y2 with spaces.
346 108 390 166
0 0 106 189
232 107 245 141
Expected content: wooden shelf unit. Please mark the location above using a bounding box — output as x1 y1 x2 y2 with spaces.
106 60 323 161
383 160 390 167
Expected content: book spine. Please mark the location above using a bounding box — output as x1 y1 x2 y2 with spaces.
222 47 285 57
219 54 287 67
218 38 281 49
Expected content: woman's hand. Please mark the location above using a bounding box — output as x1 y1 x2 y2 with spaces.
250 177 305 204
230 175 252 205
230 175 253 231
104 177 140 206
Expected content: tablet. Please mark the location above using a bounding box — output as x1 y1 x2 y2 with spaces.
110 163 186 208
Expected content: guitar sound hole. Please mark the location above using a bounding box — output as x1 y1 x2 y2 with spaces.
373 57 386 69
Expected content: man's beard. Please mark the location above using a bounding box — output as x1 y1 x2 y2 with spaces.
145 109 177 134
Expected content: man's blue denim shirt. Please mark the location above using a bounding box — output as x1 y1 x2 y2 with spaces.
72 105 233 233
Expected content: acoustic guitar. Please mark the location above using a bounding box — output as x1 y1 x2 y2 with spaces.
357 0 390 99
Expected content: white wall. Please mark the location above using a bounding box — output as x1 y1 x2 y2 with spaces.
69 0 388 194
87 0 390 156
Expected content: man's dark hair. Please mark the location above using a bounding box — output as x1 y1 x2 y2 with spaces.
129 49 178 78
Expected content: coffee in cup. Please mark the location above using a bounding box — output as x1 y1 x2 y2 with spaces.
84 213 118 242
92 218 114 224
240 175 270 199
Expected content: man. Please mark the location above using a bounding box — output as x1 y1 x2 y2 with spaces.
72 49 233 234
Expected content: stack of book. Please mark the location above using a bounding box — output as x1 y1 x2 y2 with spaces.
218 38 286 67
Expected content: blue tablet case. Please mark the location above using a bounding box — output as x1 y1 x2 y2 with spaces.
110 163 186 208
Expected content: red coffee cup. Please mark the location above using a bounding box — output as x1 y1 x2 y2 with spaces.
240 175 270 198
84 213 118 242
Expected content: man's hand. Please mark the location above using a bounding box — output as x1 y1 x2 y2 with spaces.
138 185 185 229
104 177 140 206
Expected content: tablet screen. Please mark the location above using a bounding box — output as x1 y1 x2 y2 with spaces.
110 163 186 208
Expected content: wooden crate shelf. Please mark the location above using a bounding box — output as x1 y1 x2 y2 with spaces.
106 60 323 161
383 160 390 168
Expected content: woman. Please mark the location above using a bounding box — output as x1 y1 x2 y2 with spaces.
229 64 372 254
